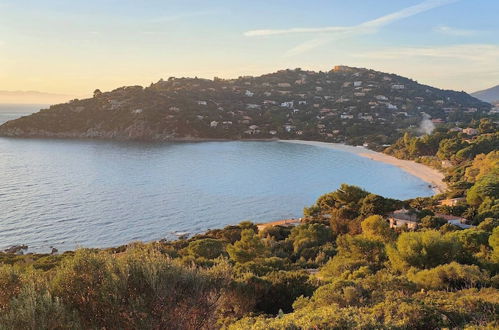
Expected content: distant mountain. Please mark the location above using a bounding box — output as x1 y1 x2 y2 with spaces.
0 90 74 105
0 67 492 147
471 85 499 103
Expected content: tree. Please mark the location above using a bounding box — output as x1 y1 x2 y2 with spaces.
336 234 387 266
257 271 315 314
305 184 369 219
186 238 225 259
477 218 498 232
93 89 102 98
467 172 498 207
388 231 463 271
408 262 489 290
361 215 394 242
489 227 499 263
420 216 447 229
288 223 332 255
360 194 388 216
437 138 467 160
465 151 498 183
227 229 268 263
478 118 496 134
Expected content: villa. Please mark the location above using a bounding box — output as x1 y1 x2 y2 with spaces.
388 209 419 230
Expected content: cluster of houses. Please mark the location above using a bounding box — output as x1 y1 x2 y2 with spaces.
95 67 490 143
388 200 473 230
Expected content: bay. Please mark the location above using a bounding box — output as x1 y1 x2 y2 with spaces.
0 105 433 253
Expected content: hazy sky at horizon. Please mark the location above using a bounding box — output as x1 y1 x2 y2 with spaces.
0 0 498 99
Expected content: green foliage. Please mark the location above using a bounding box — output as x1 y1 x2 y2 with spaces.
234 257 291 276
361 215 395 242
186 238 225 259
490 227 499 263
227 229 269 264
478 218 499 232
408 262 490 290
304 184 369 219
288 223 332 255
388 230 464 271
420 215 447 229
336 234 387 267
256 271 315 314
465 151 499 183
0 285 81 329
446 229 490 255
467 172 499 207
319 256 370 280
258 225 291 241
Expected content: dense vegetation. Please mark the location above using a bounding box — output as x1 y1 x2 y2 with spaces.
386 118 498 222
1 182 497 328
0 67 491 148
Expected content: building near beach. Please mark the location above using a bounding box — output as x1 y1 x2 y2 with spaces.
388 209 419 230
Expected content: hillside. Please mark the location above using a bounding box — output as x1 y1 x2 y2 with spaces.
472 84 499 103
0 67 491 147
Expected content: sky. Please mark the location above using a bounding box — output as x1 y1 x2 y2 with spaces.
0 0 498 100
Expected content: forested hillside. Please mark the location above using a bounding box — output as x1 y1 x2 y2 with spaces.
0 67 491 148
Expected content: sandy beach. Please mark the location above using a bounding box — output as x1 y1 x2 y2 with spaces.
280 140 447 195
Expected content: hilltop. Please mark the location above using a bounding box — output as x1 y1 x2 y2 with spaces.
472 84 499 103
0 66 491 148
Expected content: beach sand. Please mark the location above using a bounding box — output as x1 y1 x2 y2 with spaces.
280 140 447 195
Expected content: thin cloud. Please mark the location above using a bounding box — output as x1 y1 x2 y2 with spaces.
245 0 460 55
352 44 499 62
434 25 477 36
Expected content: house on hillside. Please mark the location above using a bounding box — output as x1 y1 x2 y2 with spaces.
256 218 301 232
463 128 479 136
281 101 294 108
439 197 466 207
435 214 473 229
388 209 419 230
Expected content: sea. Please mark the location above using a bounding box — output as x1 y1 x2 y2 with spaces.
0 104 434 253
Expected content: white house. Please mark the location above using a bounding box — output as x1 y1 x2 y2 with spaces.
386 103 398 110
246 104 261 110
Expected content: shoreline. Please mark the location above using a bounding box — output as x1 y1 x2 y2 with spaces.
280 139 447 195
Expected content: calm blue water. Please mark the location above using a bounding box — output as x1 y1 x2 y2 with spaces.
0 106 434 253
0 104 44 125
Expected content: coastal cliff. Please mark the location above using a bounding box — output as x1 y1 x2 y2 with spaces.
0 67 490 147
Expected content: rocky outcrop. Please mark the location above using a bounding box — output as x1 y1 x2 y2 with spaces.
4 244 28 254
